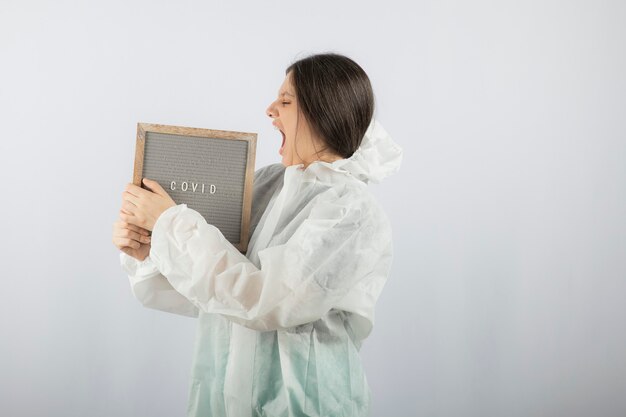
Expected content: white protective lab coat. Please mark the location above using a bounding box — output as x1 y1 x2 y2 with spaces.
120 119 403 417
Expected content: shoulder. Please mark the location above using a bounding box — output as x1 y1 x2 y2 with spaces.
254 163 285 184
291 182 393 292
310 181 392 244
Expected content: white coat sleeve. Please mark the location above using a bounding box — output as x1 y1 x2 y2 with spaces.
120 251 199 318
148 199 392 331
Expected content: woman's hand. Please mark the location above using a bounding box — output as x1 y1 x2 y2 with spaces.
112 219 152 261
119 178 177 231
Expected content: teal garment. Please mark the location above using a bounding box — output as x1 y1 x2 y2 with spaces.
120 119 403 416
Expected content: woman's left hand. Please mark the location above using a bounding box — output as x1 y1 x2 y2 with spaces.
120 178 177 231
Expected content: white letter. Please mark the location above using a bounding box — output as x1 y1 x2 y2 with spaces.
170 181 176 191
192 182 198 192
182 181 188 191
210 184 216 194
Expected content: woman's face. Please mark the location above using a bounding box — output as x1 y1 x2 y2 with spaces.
266 72 336 167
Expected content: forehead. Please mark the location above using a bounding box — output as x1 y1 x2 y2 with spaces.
278 74 295 97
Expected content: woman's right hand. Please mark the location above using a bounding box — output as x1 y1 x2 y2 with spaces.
112 218 152 261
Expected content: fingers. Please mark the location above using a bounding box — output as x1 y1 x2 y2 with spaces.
121 199 136 213
117 183 156 230
112 220 151 250
122 182 164 214
122 190 140 206
142 179 174 203
120 246 149 262
114 219 146 234
122 221 151 236
120 246 137 258
116 237 141 249
111 229 142 249
113 184 155 251
114 227 151 244
141 178 162 194
118 210 141 227
142 178 155 191
126 180 161 197
124 182 147 197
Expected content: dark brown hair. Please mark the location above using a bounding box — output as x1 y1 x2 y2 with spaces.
286 53 375 159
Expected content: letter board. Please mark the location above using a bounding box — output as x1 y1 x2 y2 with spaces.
133 123 257 253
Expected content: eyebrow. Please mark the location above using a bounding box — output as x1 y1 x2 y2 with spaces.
279 91 295 97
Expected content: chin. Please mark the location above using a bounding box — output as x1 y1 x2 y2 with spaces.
280 151 293 167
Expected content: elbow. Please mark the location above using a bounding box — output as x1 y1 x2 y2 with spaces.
131 281 199 318
130 281 157 308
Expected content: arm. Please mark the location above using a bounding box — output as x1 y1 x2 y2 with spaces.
149 195 392 331
120 251 199 318
118 164 283 319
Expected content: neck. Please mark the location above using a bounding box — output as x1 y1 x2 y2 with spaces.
302 154 343 168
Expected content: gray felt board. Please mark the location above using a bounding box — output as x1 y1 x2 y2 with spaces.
142 131 249 243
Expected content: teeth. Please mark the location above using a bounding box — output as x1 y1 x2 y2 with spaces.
273 125 279 130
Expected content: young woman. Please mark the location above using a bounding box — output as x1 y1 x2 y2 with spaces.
112 52 402 417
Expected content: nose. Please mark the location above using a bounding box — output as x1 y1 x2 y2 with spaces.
266 101 277 118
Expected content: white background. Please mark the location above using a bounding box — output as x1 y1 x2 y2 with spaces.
1 0 625 416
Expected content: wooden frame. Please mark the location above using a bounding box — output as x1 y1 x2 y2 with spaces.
134 122 257 253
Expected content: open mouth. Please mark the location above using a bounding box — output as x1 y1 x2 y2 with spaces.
279 129 286 155
274 123 286 155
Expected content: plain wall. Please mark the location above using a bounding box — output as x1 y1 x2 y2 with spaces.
1 0 625 416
